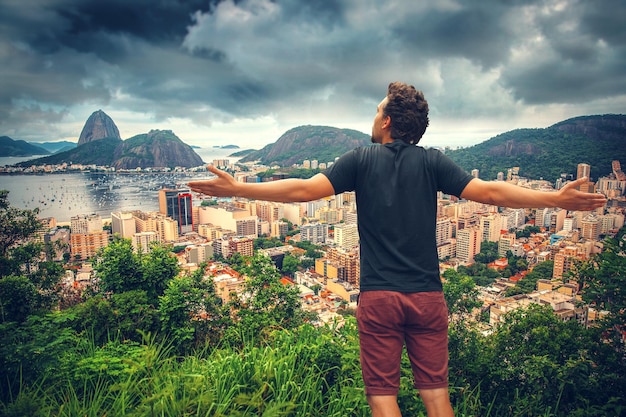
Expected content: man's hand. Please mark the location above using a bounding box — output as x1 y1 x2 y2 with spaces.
188 165 239 197
555 177 607 211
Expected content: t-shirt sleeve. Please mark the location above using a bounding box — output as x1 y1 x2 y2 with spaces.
321 148 359 194
433 150 474 197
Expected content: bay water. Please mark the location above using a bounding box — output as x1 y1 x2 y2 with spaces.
0 147 243 223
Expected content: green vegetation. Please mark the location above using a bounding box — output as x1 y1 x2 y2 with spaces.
0 136 50 157
1 193 625 416
239 125 371 167
16 137 123 167
446 115 626 181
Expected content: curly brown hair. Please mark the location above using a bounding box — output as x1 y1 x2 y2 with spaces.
383 82 429 145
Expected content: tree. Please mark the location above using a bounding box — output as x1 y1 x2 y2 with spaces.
0 190 63 319
505 260 553 296
141 243 179 303
515 225 541 238
281 254 299 277
573 226 626 373
228 253 310 342
442 269 482 322
159 265 231 352
94 238 178 304
457 262 499 287
473 241 499 264
94 237 142 294
0 275 39 323
485 304 599 416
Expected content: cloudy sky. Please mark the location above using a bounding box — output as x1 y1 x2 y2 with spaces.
1 0 625 150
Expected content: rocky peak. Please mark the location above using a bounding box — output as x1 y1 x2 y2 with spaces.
77 110 121 146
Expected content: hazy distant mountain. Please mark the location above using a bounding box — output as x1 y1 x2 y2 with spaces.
239 125 371 166
34 141 78 154
112 129 203 169
17 137 123 166
445 114 626 181
78 110 121 146
0 136 50 157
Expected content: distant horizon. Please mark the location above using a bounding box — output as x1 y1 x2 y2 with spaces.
9 112 626 152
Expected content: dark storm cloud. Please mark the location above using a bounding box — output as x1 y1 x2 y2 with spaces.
499 0 626 104
0 0 624 144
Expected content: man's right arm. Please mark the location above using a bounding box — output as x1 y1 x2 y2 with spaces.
188 165 336 203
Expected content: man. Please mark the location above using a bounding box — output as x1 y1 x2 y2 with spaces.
188 82 607 417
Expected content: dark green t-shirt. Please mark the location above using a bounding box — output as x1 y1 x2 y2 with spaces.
322 140 473 292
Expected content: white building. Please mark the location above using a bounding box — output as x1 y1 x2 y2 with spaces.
111 211 136 238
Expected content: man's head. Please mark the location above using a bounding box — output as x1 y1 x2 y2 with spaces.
372 82 429 145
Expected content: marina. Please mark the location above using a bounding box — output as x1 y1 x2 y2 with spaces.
0 147 237 222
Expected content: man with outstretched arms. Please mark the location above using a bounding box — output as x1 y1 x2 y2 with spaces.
189 82 606 417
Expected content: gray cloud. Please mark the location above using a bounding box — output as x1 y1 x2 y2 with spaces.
0 0 624 146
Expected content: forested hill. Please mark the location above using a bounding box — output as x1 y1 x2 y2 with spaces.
445 114 626 181
239 125 371 167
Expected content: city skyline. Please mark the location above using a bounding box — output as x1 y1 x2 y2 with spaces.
1 0 625 150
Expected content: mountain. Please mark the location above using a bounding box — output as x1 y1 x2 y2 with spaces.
13 110 204 169
78 110 121 145
112 129 204 169
445 114 626 181
239 125 371 166
34 141 77 154
16 137 123 166
0 136 50 157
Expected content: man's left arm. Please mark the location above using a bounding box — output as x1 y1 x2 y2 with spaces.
460 177 607 211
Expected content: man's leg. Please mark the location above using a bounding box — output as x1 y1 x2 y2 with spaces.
366 394 401 417
419 387 454 417
403 292 452 416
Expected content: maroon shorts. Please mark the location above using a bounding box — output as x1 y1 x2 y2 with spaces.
356 290 449 395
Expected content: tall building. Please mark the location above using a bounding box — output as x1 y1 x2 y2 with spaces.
159 217 179 242
580 216 601 241
549 209 567 233
132 231 159 253
315 207 342 224
270 221 289 238
435 217 452 246
577 163 591 180
498 233 516 257
480 213 504 243
70 213 102 234
159 188 193 234
456 227 481 264
133 211 159 233
228 237 254 257
502 208 526 229
326 246 360 286
198 203 254 236
613 160 626 181
334 223 359 249
563 216 577 232
70 213 108 260
300 222 329 244
186 243 214 264
236 218 258 238
198 223 235 240
553 245 585 279
256 201 284 223
111 211 136 238
70 231 109 260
